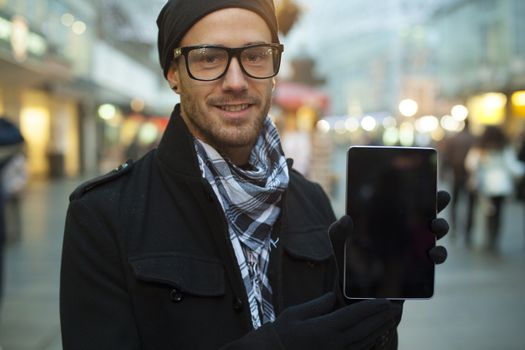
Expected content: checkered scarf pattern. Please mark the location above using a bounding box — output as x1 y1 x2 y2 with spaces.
194 117 289 329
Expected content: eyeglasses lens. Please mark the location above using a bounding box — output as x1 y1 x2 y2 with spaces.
187 46 279 80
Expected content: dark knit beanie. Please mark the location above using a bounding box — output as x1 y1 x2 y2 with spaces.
156 0 279 78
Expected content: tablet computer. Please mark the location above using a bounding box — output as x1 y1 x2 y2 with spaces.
343 146 437 300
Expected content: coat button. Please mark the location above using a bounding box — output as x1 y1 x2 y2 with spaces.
170 288 183 302
232 297 243 312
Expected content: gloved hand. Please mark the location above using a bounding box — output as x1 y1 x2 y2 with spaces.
273 292 400 350
329 190 451 278
428 190 451 263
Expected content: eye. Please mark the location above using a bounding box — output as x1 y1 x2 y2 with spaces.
190 48 227 67
243 48 271 64
203 53 221 63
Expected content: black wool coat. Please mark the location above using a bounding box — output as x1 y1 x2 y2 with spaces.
60 105 395 349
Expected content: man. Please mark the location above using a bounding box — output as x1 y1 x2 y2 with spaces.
60 1 450 349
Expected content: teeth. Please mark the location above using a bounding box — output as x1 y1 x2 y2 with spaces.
220 104 248 112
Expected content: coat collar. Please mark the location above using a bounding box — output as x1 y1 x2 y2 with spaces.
156 104 202 177
156 103 294 178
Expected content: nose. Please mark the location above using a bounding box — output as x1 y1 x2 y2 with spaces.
221 57 248 92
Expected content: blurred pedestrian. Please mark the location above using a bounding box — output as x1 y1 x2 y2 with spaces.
465 126 525 252
60 1 450 349
2 148 28 245
442 119 477 245
515 129 525 247
0 116 25 310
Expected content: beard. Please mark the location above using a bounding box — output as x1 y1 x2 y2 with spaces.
180 89 272 152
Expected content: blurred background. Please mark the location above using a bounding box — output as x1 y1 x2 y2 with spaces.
0 0 524 349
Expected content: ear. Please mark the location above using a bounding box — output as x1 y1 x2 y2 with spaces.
167 62 181 93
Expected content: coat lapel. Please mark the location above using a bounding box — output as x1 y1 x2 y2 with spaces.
154 105 254 330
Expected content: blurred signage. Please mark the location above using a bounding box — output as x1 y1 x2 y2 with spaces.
467 92 507 125
0 14 47 61
511 90 525 117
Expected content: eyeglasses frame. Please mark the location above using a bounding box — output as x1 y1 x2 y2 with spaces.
173 43 284 81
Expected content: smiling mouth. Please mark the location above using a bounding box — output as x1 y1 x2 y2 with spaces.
218 104 250 112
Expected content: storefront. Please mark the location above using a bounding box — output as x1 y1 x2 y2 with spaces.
0 11 82 178
96 103 169 173
466 89 525 137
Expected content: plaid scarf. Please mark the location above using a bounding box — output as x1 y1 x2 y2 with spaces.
195 117 289 329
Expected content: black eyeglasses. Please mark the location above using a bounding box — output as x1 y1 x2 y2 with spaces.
173 43 284 81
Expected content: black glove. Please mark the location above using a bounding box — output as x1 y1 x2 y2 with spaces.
428 190 451 263
329 190 451 269
274 292 400 350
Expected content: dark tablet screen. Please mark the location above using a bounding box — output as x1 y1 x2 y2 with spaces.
344 146 437 299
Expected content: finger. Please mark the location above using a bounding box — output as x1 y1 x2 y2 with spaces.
340 302 399 347
287 292 336 320
328 215 353 246
437 190 451 213
389 300 404 323
322 298 391 330
391 299 404 308
429 246 448 264
364 328 397 350
430 218 449 240
328 215 353 271
345 323 396 350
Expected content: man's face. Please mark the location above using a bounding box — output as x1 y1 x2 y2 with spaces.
168 8 275 162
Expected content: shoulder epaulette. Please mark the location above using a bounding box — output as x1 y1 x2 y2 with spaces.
69 159 134 202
